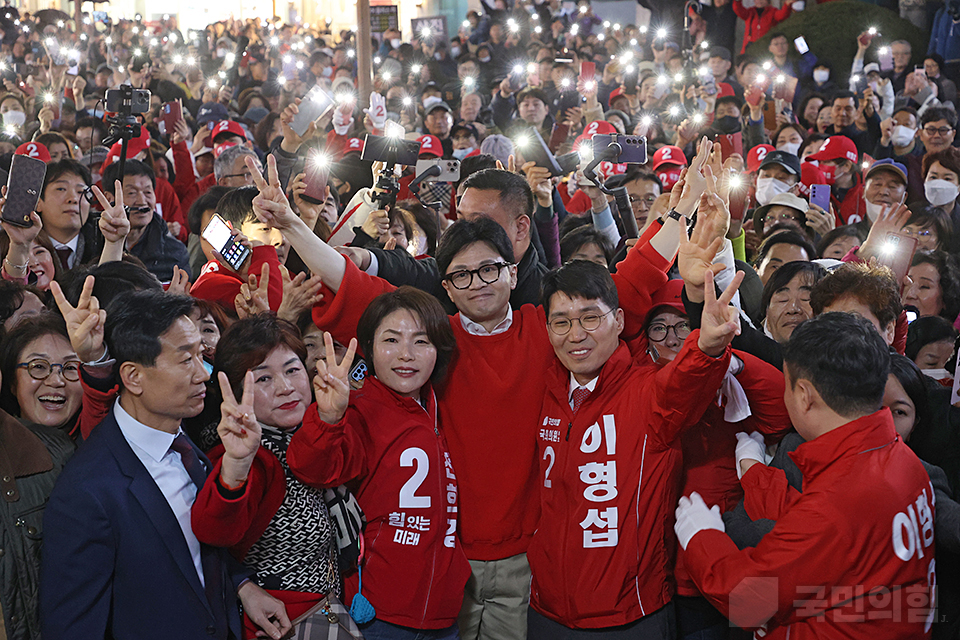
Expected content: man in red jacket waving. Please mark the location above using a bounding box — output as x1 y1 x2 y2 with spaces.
528 261 744 637
677 312 936 639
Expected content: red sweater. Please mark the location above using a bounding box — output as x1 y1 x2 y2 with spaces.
732 0 792 53
310 224 670 560
531 337 731 628
673 350 792 597
685 410 935 638
287 379 471 629
189 245 284 312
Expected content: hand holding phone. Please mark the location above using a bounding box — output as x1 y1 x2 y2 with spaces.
810 184 831 212
2 154 46 228
202 213 252 272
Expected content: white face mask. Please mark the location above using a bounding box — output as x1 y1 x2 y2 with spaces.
479 55 491 63
755 177 793 206
925 179 960 207
451 46 462 57
390 38 402 48
777 141 801 156
452 146 475 159
864 198 887 223
216 47 229 58
813 69 829 84
891 125 916 147
2 110 25 126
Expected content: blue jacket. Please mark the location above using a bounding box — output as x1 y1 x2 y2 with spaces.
929 8 960 66
39 411 247 640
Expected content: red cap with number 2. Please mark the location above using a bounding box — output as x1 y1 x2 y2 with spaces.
15 141 51 164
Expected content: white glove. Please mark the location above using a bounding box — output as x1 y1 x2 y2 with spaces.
363 92 387 133
674 492 724 550
332 104 354 136
735 431 766 480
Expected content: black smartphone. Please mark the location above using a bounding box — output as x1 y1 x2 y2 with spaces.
520 127 567 176
361 134 421 166
201 213 251 271
2 154 47 228
557 90 581 114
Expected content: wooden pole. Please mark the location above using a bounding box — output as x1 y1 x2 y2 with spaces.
356 0 372 110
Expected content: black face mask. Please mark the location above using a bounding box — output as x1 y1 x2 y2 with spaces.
713 115 742 134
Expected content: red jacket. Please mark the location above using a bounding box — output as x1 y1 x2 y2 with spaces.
732 0 792 53
287 378 471 630
155 177 189 245
674 350 792 597
172 138 218 214
310 223 671 561
189 245 284 312
530 336 731 629
685 410 936 638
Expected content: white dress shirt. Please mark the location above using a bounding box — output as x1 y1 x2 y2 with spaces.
459 308 514 336
51 234 80 269
113 399 205 587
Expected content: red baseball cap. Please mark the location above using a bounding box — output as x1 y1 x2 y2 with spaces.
808 135 858 164
716 82 735 99
417 134 442 157
746 144 775 173
609 86 625 101
652 145 686 171
797 161 826 197
104 127 151 167
15 141 50 163
343 137 364 155
211 119 247 143
646 279 685 324
574 121 618 151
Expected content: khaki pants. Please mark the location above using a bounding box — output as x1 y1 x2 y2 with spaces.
458 553 531 640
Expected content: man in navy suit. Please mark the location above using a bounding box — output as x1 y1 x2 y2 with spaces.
40 290 292 640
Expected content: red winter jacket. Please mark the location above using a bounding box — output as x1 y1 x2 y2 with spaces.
732 0 792 53
530 336 731 629
674 350 792 597
287 378 471 630
189 245 284 312
155 177 189 245
310 222 671 561
685 410 936 638
172 138 218 214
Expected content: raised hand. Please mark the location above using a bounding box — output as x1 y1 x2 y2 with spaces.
276 266 324 322
249 155 298 232
95 182 130 244
290 172 325 232
216 370 261 488
678 193 728 303
313 331 358 424
804 203 836 237
363 92 387 133
50 276 106 363
698 268 744 357
521 161 553 207
676 138 714 216
167 267 191 296
858 202 910 261
235 262 271 319
0 185 43 250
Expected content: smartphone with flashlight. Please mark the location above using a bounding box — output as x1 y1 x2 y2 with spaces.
878 232 918 290
580 61 595 86
548 122 571 153
624 67 639 95
157 100 183 137
301 156 331 204
794 36 809 55
291 85 334 137
201 213 251 272
810 184 831 212
878 48 894 72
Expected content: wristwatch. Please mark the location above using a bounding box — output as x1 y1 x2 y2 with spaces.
665 208 686 223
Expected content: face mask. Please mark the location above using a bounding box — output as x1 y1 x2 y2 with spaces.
891 125 916 147
216 47 228 58
658 168 683 191
390 38 402 48
755 177 793 205
813 69 829 84
435 52 444 60
777 141 801 156
452 146 475 159
864 199 887 223
713 115 741 134
819 163 837 185
2 110 25 126
479 55 491 63
321 66 333 78
925 179 960 207
451 46 462 57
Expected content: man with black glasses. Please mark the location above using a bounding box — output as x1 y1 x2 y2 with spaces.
919 105 957 155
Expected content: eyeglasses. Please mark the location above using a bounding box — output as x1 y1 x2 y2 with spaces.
17 358 81 382
646 320 691 342
767 211 802 223
443 262 511 289
923 126 954 136
221 172 256 181
629 194 658 206
901 227 934 238
547 309 614 335
80 185 97 204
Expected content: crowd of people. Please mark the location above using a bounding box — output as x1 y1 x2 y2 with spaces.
0 0 960 638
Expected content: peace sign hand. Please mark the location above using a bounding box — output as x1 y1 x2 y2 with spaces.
248 155 299 233
312 332 358 425
217 371 261 488
235 262 271 319
698 268 744 357
50 275 106 363
95 182 130 244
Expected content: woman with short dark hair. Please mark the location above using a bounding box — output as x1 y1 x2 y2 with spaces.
287 286 471 639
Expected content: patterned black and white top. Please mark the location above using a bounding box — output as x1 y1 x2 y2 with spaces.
243 424 341 596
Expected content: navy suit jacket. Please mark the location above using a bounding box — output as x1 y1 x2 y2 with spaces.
39 411 247 640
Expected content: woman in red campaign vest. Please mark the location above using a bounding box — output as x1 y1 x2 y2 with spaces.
287 287 471 640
